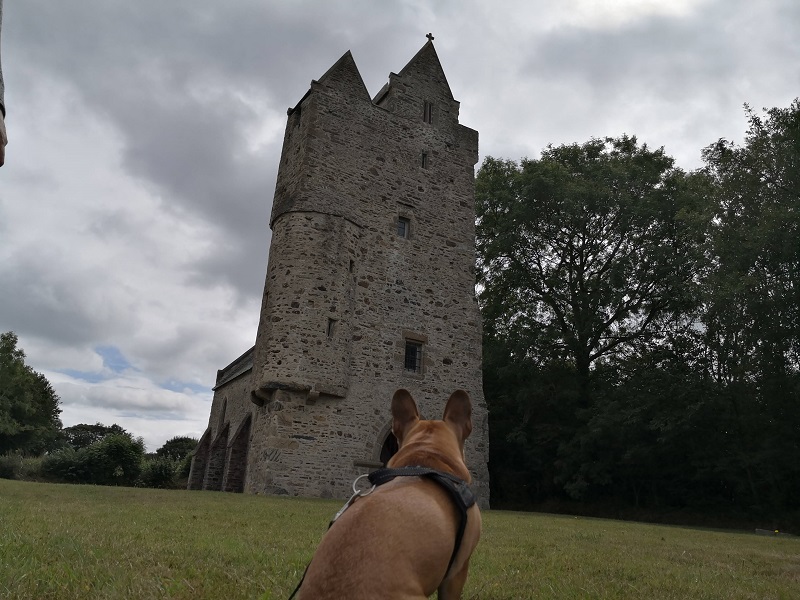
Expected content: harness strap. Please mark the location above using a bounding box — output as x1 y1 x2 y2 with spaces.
288 466 476 599
367 466 476 576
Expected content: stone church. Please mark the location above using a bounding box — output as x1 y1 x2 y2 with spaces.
188 38 490 506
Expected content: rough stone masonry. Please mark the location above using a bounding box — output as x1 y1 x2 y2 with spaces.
189 39 490 507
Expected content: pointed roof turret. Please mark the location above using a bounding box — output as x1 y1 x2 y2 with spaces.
395 36 454 100
316 50 371 100
289 50 370 114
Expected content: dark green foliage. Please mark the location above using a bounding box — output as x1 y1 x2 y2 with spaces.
477 138 708 407
698 99 800 513
42 433 145 486
156 436 198 461
177 453 193 479
478 103 800 524
477 137 710 504
87 433 145 485
62 423 130 450
0 453 23 479
40 448 85 482
0 332 63 455
139 457 178 489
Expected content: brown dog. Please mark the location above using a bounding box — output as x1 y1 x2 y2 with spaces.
295 389 482 599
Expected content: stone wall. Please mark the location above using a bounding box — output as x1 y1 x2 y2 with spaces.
192 40 490 506
188 356 254 491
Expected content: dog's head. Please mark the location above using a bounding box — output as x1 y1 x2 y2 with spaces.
389 389 473 476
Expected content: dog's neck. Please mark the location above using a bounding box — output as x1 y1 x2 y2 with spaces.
389 442 471 482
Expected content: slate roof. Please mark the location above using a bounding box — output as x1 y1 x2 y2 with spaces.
213 346 254 390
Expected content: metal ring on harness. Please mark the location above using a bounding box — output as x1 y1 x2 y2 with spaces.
351 473 376 497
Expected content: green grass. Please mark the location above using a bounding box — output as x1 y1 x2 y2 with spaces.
1 480 798 599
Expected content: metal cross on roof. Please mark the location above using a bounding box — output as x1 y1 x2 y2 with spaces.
426 33 435 42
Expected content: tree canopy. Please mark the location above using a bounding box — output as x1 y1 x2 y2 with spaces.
0 332 63 455
477 104 800 524
696 100 800 511
156 436 198 461
63 423 131 451
476 136 708 405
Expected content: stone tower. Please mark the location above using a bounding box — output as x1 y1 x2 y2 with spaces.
189 40 490 506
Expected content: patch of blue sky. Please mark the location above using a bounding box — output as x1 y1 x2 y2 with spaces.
96 345 134 373
58 346 134 383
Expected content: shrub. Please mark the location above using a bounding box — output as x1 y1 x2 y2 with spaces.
139 457 178 489
41 447 87 482
0 453 23 479
178 453 193 478
18 455 44 480
85 434 145 486
40 434 145 486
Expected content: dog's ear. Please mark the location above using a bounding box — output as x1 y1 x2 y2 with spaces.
443 389 473 441
391 389 420 445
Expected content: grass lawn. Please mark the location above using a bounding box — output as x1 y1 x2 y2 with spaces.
1 479 798 599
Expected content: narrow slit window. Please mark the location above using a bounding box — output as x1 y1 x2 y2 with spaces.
397 216 410 238
404 341 423 373
423 101 433 124
326 318 336 338
421 152 429 169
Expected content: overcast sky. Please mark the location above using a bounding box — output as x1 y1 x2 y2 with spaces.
1 0 797 451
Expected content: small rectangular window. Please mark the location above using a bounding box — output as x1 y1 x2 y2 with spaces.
397 216 410 238
421 152 429 169
423 101 433 124
404 341 423 373
326 318 336 338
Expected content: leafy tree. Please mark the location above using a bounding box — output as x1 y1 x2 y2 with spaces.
156 436 198 461
476 137 712 505
702 100 800 379
699 100 800 511
476 137 709 408
63 422 129 450
476 110 800 523
0 332 63 455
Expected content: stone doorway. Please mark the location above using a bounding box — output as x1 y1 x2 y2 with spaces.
379 431 398 466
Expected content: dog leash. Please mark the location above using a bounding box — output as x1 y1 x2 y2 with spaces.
287 466 475 599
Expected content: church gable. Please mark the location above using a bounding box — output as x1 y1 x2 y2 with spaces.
396 39 455 101
314 50 371 103
375 39 461 129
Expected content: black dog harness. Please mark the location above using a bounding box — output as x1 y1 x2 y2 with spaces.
366 466 477 576
288 465 476 599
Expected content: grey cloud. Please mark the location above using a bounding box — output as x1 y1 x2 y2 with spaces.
9 2 332 300
524 10 735 102
0 255 138 345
